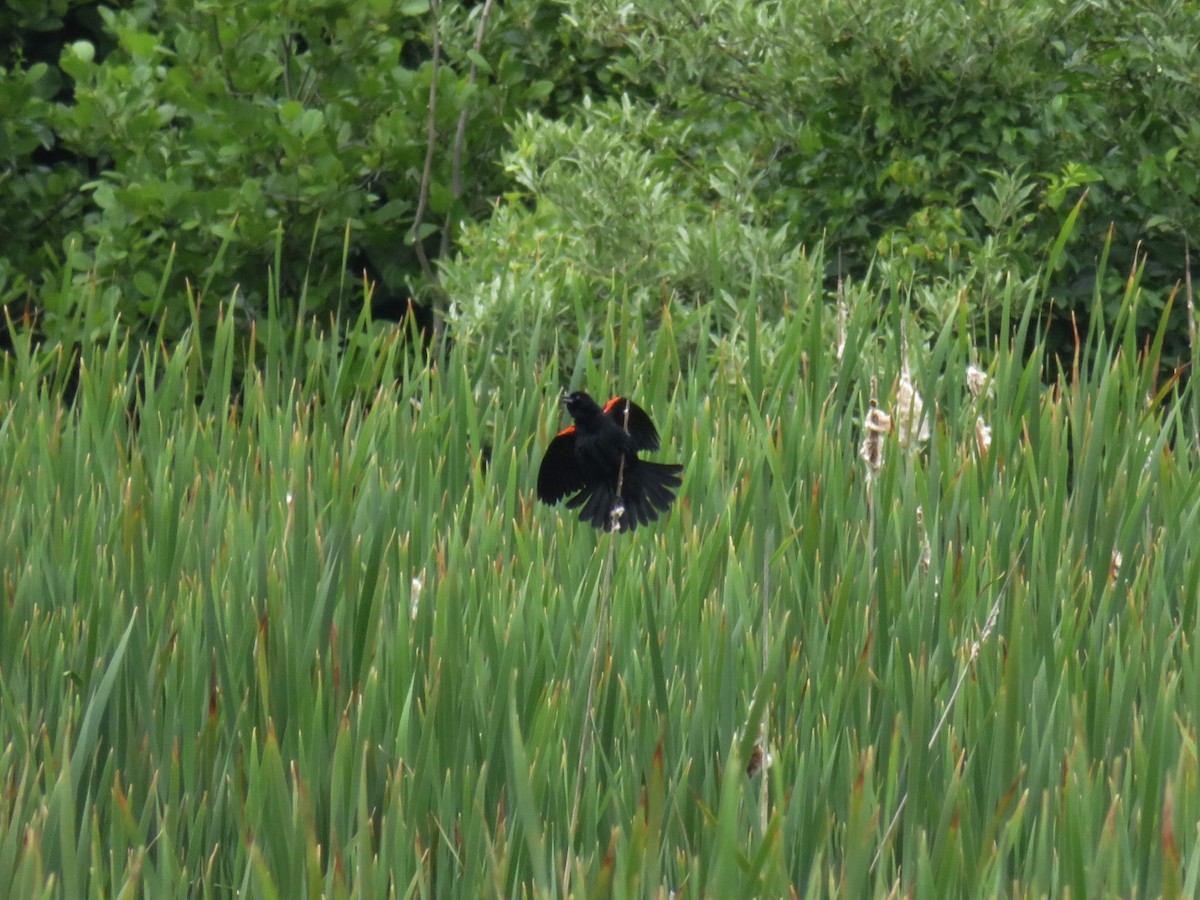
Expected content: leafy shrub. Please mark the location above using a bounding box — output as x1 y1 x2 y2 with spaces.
5 0 1198 372
443 98 821 369
1 0 584 348
445 0 1199 366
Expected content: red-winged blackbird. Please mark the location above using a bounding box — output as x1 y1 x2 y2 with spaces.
537 391 683 532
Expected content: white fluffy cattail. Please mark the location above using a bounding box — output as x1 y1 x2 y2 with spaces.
975 417 992 456
860 398 893 477
895 372 930 449
966 365 990 398
410 574 425 620
917 505 932 576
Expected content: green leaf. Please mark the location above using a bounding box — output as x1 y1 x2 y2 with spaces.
70 40 95 64
123 31 158 60
133 270 159 298
465 49 493 76
71 613 138 794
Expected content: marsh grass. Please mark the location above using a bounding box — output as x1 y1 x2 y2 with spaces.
2 254 1200 897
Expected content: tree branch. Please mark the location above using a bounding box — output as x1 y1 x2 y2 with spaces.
411 0 441 282
440 0 495 260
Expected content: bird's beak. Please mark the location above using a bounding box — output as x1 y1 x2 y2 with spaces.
558 391 569 406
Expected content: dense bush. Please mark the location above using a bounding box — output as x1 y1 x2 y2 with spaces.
443 98 823 370
5 5 1200 895
444 0 1200 367
0 0 587 346
3 0 1198 370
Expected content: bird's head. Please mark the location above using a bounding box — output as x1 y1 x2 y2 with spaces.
561 390 600 421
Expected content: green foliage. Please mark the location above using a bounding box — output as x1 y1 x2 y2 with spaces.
444 97 820 369
3 2 1200 893
2 253 1200 895
5 0 1199 369
446 0 1199 363
0 0 586 346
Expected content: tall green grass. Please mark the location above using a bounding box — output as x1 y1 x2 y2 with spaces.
1 266 1199 897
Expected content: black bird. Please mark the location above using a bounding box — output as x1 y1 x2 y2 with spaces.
537 391 683 532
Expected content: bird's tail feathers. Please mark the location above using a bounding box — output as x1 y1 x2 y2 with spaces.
568 461 683 532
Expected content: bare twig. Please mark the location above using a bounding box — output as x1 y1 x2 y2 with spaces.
564 578 607 896
870 542 1027 874
411 0 441 282
928 593 1003 747
609 400 632 532
281 33 293 99
758 529 772 831
440 0 495 260
563 397 633 895
1186 242 1195 365
836 249 847 360
1187 243 1197 449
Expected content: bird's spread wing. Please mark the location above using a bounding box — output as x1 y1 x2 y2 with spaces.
602 397 661 451
537 427 586 503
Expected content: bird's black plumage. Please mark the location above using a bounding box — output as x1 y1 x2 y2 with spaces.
537 391 683 532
